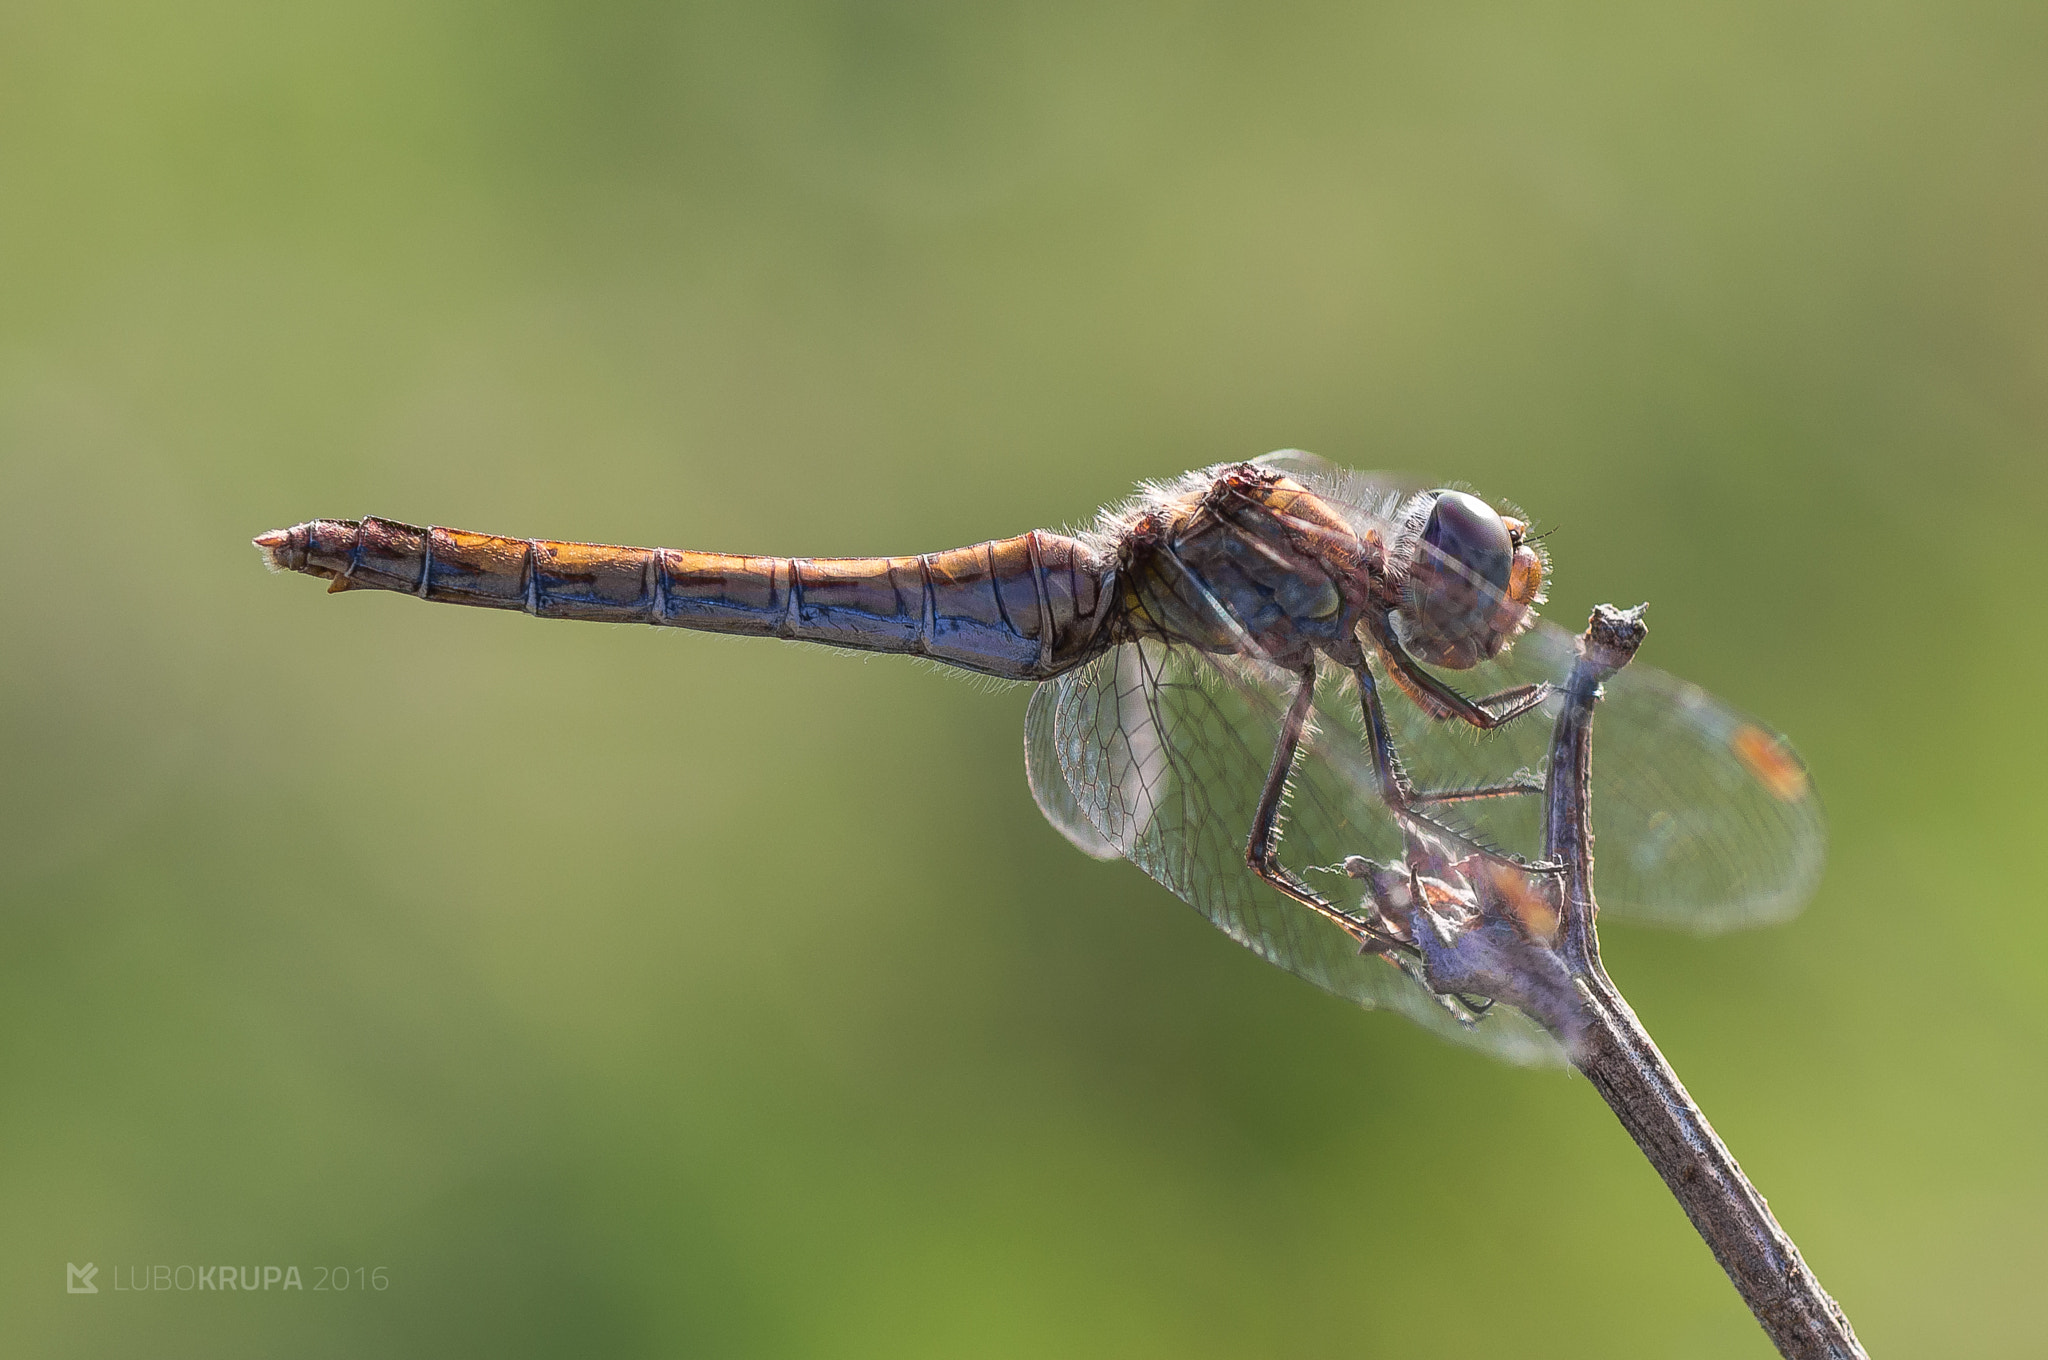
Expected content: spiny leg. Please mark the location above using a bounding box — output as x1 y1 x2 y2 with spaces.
1408 775 1546 806
1351 661 1558 873
1362 612 1551 729
1244 665 1404 954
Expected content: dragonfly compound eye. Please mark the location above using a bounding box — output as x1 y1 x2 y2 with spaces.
1397 490 1527 668
1423 492 1514 594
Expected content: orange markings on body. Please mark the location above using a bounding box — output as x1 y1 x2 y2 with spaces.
1417 876 1468 911
1506 546 1544 608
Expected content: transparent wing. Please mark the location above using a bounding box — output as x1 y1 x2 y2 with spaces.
1375 626 1825 932
1251 449 1418 524
1262 450 1827 933
1025 641 1565 1065
1026 694 1123 862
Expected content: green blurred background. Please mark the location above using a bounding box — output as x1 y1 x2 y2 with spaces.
5 1 2045 1355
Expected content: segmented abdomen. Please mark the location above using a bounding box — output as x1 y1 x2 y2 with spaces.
256 516 1114 681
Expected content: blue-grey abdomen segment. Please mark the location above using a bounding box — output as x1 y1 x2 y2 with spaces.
783 556 924 647
257 518 1115 682
657 552 795 636
770 534 1112 679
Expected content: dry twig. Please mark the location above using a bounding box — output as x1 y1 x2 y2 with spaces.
1350 605 1866 1359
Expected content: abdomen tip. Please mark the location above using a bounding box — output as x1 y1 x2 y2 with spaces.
254 526 297 572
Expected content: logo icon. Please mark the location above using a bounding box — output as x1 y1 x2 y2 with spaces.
67 1262 98 1294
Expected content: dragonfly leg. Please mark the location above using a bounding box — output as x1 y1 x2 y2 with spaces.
1352 662 1560 874
1245 666 1407 953
1365 613 1551 730
1406 773 1546 806
1390 650 1549 728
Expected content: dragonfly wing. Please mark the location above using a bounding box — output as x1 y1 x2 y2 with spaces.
1025 684 1123 861
1025 640 1566 1065
1261 453 1826 932
1361 623 1826 933
1251 450 1417 520
1528 626 1825 931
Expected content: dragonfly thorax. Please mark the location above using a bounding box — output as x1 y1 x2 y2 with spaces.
1114 464 1381 669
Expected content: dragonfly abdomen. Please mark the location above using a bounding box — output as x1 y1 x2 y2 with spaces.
256 517 1114 680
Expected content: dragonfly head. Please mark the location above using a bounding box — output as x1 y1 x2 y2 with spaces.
1392 490 1547 669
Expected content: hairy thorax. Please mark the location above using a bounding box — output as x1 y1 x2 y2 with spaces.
1114 464 1382 671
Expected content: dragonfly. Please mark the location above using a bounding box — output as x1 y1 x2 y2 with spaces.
256 450 1822 1064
